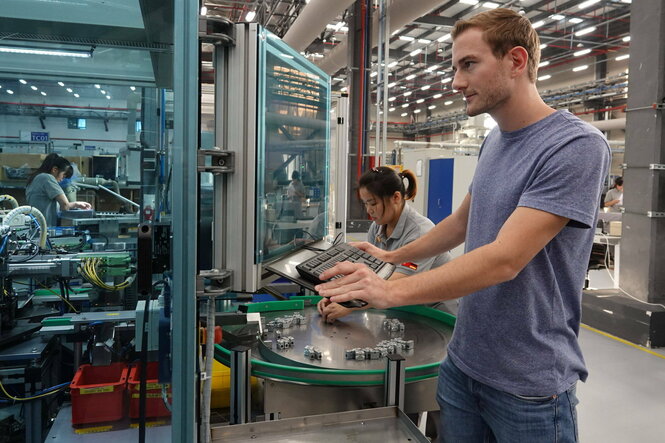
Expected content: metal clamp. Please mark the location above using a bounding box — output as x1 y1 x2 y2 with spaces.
197 149 234 174
196 269 232 297
647 212 665 218
199 16 235 46
624 102 665 112
621 163 665 170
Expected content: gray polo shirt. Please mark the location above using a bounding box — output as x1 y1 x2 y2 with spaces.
367 203 451 275
26 173 63 227
604 188 623 212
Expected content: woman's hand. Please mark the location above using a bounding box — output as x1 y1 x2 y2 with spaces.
72 201 92 210
317 297 352 323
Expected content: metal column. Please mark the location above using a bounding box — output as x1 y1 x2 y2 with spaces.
347 0 372 223
230 346 252 424
620 0 665 304
384 354 405 411
172 0 199 441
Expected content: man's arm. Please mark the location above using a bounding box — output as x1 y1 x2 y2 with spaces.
317 206 569 309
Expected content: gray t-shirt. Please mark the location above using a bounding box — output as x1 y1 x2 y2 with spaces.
604 188 623 212
367 203 451 275
448 110 610 396
26 173 64 227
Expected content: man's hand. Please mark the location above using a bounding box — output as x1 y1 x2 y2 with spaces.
316 297 352 323
315 262 394 310
348 242 394 263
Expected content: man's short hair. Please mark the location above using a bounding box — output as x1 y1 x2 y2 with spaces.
452 8 541 83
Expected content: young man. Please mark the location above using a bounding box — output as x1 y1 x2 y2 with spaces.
317 8 610 442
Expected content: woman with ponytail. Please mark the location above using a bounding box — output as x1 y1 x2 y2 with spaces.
26 153 92 227
318 166 451 322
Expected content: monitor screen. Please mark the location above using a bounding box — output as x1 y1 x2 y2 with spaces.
255 29 331 264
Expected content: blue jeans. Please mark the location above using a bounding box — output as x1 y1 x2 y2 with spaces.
437 357 579 443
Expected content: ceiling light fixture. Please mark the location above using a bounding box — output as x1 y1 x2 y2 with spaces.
540 43 548 50
421 85 430 90
414 109 421 114
437 33 451 43
433 93 443 99
7 90 14 94
482 2 499 9
245 10 256 21
622 36 630 42
615 54 629 61
574 48 591 56
532 20 546 29
74 93 80 97
40 91 46 96
418 39 431 44
406 74 416 80
573 65 589 72
444 100 453 105
575 26 596 36
19 79 27 84
441 77 452 84
459 0 479 4
388 61 398 68
58 82 64 86
568 18 584 24
409 49 422 57
130 86 136 91
538 74 552 81
30 85 38 91
538 61 550 67
428 105 436 109
399 36 415 42
578 0 600 10
388 97 396 101
66 88 73 93
94 84 100 89
389 107 395 112
402 103 409 108
404 91 412 96
416 98 425 103
401 112 408 117
550 14 565 21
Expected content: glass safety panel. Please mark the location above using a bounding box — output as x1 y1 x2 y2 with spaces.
255 29 331 263
0 1 175 441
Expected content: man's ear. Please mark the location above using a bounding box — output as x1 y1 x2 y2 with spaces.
507 46 529 79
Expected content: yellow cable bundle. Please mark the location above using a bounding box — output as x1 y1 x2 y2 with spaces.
78 257 135 291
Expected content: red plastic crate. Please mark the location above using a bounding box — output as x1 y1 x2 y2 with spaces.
128 362 171 419
70 362 128 425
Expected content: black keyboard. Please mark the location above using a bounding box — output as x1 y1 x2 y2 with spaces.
296 243 395 309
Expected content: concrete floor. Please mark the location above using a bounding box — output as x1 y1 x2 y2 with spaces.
577 326 665 442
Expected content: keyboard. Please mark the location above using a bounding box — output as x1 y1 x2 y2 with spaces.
296 243 395 309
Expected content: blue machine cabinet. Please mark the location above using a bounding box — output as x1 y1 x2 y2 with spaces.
427 158 454 224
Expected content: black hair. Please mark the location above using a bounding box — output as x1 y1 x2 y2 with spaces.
291 170 301 180
26 153 73 186
358 166 417 202
613 177 623 188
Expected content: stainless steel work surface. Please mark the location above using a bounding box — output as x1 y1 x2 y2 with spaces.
212 407 429 442
258 306 450 370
